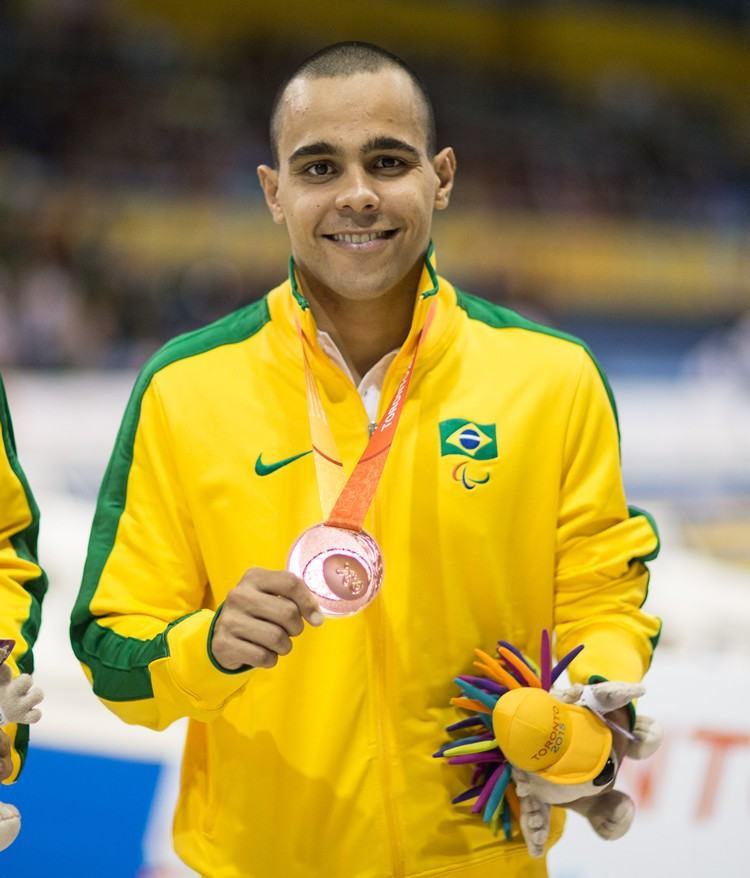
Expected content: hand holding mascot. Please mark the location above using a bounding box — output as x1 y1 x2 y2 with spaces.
0 639 43 851
435 631 662 857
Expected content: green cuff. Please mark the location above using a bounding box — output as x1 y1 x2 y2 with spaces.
207 601 253 675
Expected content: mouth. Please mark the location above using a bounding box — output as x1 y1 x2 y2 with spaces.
322 229 399 250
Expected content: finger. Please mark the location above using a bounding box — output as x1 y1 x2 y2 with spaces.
252 571 323 626
20 686 44 710
0 665 11 685
9 675 33 697
222 638 279 670
594 682 644 709
527 813 546 830
558 683 584 704
0 732 10 757
243 592 306 637
233 619 293 658
219 603 295 654
617 684 645 703
634 715 654 732
22 708 42 725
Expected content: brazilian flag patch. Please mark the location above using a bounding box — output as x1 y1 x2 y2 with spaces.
439 419 498 460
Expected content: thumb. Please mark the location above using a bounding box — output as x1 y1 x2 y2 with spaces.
589 682 645 712
557 683 584 704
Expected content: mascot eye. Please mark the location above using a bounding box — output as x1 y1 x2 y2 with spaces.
593 756 617 787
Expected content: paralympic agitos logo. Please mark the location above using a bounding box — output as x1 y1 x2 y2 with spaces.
438 419 497 491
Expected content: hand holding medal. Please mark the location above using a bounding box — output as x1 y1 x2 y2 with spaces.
289 300 436 616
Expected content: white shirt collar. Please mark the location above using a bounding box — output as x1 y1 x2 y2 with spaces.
316 330 399 424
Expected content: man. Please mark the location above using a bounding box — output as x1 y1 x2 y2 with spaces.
71 42 660 878
1 374 46 786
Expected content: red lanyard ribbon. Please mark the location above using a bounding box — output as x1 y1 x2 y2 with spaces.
299 299 436 532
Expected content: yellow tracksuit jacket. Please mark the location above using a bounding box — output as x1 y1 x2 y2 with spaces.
0 374 46 783
71 249 660 878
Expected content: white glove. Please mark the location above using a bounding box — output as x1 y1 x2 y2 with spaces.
0 664 43 725
559 681 644 713
0 801 20 851
628 715 663 760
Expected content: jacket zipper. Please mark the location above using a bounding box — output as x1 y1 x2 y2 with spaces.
369 365 405 878
339 381 402 875
369 493 404 878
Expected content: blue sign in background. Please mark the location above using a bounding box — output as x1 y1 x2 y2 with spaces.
1 745 160 877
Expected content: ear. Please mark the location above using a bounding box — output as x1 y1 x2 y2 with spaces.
432 147 456 211
257 165 285 225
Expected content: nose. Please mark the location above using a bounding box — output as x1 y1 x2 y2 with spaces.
334 167 380 214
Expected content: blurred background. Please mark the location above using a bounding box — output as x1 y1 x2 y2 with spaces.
1 0 748 875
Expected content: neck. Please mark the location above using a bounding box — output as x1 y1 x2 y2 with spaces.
299 261 423 383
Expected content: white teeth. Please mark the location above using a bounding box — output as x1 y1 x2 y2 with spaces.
331 231 389 244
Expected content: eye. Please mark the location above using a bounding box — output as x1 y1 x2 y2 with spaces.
592 756 617 787
305 161 334 177
373 155 404 171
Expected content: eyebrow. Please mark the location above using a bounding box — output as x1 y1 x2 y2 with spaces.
288 141 339 163
287 136 420 165
361 136 419 158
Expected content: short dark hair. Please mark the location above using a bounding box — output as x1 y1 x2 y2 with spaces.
269 41 437 166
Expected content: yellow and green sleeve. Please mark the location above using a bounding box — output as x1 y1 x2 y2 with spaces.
70 337 255 732
553 348 662 685
0 375 47 783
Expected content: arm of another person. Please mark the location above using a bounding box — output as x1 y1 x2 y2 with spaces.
553 348 661 700
70 368 320 732
0 376 47 783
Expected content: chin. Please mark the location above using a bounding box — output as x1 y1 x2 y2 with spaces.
309 268 383 300
299 251 415 302
330 265 412 301
331 282 395 302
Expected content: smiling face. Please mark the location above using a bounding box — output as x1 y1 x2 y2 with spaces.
257 67 455 304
